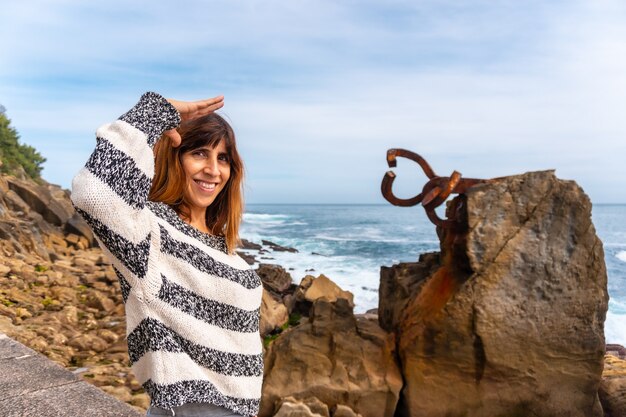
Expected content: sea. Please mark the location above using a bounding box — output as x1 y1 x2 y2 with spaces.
240 204 626 346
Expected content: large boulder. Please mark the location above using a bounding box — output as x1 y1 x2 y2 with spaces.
261 298 402 417
386 171 608 417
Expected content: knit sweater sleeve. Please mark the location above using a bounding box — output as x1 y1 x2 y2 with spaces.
71 92 180 283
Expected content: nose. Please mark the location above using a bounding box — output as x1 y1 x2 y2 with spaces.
203 156 220 177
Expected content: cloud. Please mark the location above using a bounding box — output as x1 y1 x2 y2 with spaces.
1 0 625 202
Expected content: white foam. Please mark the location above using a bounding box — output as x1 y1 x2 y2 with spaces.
616 251 626 263
605 311 626 346
313 234 408 244
609 298 626 314
243 213 289 223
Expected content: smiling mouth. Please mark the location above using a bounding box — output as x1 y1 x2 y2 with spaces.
194 179 218 191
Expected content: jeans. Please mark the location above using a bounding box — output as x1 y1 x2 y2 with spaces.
146 402 243 417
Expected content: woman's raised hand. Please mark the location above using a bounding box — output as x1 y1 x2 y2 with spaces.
163 95 225 147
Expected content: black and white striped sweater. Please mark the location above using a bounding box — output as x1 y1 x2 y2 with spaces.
71 92 263 417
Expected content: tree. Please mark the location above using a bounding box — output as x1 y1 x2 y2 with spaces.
0 109 46 180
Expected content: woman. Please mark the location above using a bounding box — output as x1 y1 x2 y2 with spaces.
71 92 263 417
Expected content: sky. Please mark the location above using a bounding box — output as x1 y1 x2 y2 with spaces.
1 0 625 204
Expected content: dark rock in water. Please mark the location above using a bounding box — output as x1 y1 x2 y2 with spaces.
241 238 262 250
236 251 256 265
384 171 608 417
262 239 298 253
256 263 293 294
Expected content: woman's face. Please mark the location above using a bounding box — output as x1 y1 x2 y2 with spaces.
180 140 231 212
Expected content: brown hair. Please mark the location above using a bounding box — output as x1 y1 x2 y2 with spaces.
149 113 244 254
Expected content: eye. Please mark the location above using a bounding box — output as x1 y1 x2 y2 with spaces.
191 149 207 158
218 153 230 163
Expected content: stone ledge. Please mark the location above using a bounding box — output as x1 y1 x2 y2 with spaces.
0 332 142 417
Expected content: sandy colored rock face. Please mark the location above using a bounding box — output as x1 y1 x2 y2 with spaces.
298 274 354 306
391 171 608 417
0 174 145 413
260 289 289 337
600 355 626 417
261 299 402 417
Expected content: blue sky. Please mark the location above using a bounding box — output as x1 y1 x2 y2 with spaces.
1 0 625 203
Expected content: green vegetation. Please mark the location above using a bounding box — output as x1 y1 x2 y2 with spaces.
0 107 46 179
0 297 15 307
34 264 48 273
262 312 302 348
41 296 54 307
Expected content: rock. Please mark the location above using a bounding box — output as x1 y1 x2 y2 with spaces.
274 401 325 417
260 290 289 337
236 251 256 265
262 239 298 253
241 239 262 250
291 275 355 317
378 252 439 332
100 385 133 403
599 354 626 417
607 344 626 360
273 396 333 417
2 189 30 214
64 212 95 246
131 393 151 410
0 315 17 334
14 307 32 319
257 263 293 293
390 171 608 417
86 291 116 313
301 274 354 306
332 404 362 417
97 329 120 344
261 298 402 417
59 305 80 326
6 176 73 226
68 334 109 353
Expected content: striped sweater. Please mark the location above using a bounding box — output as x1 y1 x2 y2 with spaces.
71 92 263 417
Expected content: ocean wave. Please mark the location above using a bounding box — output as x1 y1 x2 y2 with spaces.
616 251 626 263
609 298 626 314
605 311 626 346
243 213 290 222
314 234 412 244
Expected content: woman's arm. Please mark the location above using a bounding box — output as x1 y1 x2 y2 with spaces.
70 92 223 284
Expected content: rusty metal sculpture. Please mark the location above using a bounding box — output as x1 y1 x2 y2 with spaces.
381 149 487 229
